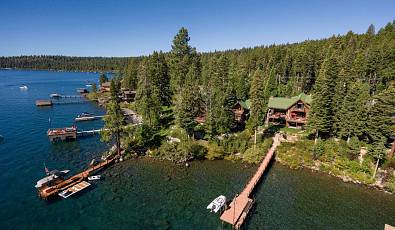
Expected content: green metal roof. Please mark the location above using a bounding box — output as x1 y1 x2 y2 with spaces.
267 93 312 110
235 100 251 110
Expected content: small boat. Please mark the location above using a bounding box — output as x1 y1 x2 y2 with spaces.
50 93 62 98
75 112 96 121
35 169 70 189
58 181 91 198
207 195 226 213
77 88 88 94
86 84 92 87
19 85 28 90
88 175 101 181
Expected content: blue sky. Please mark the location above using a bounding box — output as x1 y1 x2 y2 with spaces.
1 0 394 57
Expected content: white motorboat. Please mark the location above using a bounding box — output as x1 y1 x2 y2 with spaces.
58 181 91 198
19 85 28 90
207 195 226 213
35 169 70 188
50 93 62 98
88 175 101 181
75 112 96 121
86 84 92 87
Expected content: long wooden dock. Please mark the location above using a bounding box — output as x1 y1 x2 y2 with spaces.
38 156 116 199
220 134 280 229
77 128 108 137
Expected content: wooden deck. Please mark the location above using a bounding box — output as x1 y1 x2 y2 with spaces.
38 157 115 199
220 134 280 229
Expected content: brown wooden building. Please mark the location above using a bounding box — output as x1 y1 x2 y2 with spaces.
266 93 312 128
232 100 250 123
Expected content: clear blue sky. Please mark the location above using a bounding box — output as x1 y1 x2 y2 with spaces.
1 0 394 57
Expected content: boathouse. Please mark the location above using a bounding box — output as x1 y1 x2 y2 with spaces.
100 82 111 92
47 126 77 142
266 93 312 128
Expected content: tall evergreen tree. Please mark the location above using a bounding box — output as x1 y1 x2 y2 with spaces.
248 68 266 130
309 49 339 138
176 64 202 137
102 78 126 156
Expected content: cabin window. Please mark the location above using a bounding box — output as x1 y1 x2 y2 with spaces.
296 103 304 110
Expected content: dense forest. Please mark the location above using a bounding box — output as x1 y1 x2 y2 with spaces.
0 55 129 72
119 22 394 142
102 21 394 189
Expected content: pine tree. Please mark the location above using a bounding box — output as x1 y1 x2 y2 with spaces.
337 82 370 141
135 59 160 127
99 73 108 85
102 78 126 157
149 51 171 106
168 27 196 93
176 64 202 137
248 68 266 130
309 49 339 138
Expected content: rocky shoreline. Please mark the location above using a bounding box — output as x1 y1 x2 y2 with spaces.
275 156 394 195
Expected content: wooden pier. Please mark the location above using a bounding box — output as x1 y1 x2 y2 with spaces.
220 134 280 229
77 128 107 137
48 127 107 141
38 156 116 200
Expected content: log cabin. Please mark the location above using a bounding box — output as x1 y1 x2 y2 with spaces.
232 100 250 123
266 93 312 128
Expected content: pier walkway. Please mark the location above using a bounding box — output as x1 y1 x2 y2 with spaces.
77 128 108 137
220 133 280 229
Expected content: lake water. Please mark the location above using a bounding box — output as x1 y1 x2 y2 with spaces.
0 69 394 230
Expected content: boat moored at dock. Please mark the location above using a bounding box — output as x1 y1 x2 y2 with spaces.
207 195 226 213
35 169 70 189
74 112 103 122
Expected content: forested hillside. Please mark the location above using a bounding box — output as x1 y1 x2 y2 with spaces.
110 21 395 189
121 22 394 142
0 55 129 72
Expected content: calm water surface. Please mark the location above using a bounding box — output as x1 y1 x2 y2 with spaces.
0 70 394 230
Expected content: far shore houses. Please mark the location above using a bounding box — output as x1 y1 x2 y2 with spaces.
99 81 136 103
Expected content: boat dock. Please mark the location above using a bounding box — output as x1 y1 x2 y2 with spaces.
77 128 107 137
36 99 87 106
48 126 107 141
38 156 116 199
220 134 280 229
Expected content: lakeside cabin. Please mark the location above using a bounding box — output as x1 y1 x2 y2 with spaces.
232 100 250 123
100 82 111 92
266 93 312 128
47 126 77 142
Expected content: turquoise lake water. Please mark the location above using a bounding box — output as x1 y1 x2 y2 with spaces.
0 69 395 229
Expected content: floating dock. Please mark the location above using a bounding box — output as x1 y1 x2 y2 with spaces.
220 134 280 229
36 100 53 106
58 181 91 198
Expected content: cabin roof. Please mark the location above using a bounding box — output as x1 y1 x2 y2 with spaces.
234 100 251 110
101 82 111 87
268 93 312 110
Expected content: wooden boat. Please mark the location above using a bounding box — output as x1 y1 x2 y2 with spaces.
58 181 91 198
207 195 226 213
